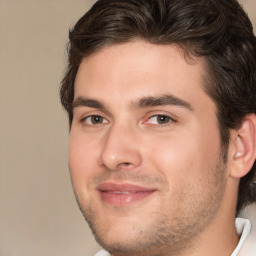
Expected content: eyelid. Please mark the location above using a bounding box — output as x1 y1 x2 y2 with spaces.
79 111 110 126
83 115 108 124
143 112 178 126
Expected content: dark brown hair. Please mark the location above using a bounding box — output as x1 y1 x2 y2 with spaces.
60 0 256 213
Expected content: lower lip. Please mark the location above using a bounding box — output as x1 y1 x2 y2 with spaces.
99 191 155 207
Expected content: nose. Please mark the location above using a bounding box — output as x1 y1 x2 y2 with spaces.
99 124 142 171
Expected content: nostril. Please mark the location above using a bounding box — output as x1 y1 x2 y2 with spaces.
118 162 132 168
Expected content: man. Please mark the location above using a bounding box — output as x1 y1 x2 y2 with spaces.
60 0 256 255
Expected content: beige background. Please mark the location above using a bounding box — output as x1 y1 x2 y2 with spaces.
0 1 255 256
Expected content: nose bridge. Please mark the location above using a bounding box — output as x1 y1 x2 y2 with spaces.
100 121 142 170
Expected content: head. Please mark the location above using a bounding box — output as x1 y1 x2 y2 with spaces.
60 0 256 254
61 0 256 213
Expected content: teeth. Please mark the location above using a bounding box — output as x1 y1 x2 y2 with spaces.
110 191 131 194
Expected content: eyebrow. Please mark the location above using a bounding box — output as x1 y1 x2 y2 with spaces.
72 97 104 109
72 94 193 111
132 94 194 111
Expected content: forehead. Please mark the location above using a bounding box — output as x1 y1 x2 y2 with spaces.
74 41 212 110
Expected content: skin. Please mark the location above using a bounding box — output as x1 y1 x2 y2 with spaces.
69 41 239 256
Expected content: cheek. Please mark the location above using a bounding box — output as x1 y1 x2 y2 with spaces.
143 124 221 184
68 131 99 184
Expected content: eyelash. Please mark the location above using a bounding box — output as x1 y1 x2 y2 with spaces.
145 114 177 126
80 113 176 127
81 115 108 126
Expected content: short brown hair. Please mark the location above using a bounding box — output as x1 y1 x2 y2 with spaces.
60 0 256 213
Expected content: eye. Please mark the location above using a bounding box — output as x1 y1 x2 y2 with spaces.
147 114 174 125
82 115 108 125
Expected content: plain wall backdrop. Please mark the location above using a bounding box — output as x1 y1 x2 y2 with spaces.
0 1 255 256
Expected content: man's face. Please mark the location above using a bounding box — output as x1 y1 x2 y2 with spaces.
69 41 228 255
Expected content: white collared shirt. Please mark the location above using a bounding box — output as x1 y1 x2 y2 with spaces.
231 218 251 256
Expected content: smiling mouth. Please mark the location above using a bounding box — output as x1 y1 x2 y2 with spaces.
108 191 134 194
97 183 156 207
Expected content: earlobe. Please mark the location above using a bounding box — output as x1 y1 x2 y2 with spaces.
230 114 256 179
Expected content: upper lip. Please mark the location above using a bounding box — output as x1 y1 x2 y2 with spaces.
97 182 156 193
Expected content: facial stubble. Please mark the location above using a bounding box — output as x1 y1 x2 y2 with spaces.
71 153 228 256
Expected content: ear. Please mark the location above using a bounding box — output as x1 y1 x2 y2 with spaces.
229 114 256 179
